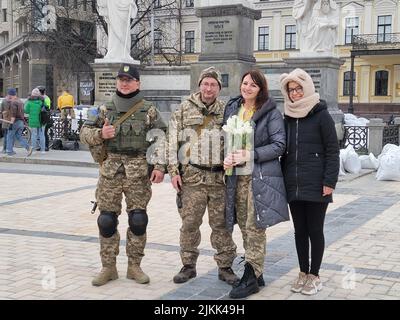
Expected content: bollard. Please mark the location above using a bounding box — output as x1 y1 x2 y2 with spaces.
367 118 385 156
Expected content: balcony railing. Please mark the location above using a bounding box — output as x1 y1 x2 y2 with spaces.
352 33 400 50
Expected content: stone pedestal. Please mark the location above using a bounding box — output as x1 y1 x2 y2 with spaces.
192 4 261 98
283 56 346 123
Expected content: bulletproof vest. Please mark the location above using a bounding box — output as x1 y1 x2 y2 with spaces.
106 101 151 155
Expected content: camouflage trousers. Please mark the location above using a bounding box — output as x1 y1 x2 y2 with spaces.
96 170 151 267
178 184 237 268
235 175 266 277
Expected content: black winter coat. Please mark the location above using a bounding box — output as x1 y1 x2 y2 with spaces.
281 100 340 203
224 96 289 231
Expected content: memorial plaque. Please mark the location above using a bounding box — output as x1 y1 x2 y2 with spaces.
96 72 116 101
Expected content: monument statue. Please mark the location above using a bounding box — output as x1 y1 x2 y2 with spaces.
308 0 339 53
97 0 138 63
293 0 315 53
293 0 339 54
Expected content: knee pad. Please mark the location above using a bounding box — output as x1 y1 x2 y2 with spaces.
97 211 118 238
128 209 148 236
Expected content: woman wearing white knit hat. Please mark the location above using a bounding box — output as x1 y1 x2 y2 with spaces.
280 68 339 295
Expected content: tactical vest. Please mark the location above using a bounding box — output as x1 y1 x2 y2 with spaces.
106 101 151 155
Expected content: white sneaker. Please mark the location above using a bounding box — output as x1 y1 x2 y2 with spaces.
291 271 308 293
301 274 322 295
41 151 46 154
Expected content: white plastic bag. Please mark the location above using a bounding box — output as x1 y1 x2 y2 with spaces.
343 145 361 174
376 151 400 181
339 149 347 176
344 114 370 126
359 153 379 170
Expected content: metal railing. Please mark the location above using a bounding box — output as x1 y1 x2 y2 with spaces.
352 33 400 50
342 124 400 154
48 111 85 146
382 125 399 146
342 126 369 154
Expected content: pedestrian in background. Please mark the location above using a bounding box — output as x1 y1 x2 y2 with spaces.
25 88 46 154
37 86 52 151
0 88 17 153
5 88 32 156
57 90 76 120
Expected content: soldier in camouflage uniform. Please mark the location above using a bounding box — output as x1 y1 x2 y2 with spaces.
80 64 166 286
168 67 239 285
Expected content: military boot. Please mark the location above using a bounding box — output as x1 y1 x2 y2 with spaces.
258 274 265 287
218 267 240 286
173 265 196 283
127 263 150 284
92 266 118 286
229 263 259 299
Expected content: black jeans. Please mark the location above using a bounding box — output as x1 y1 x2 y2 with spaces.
289 200 328 276
44 123 52 150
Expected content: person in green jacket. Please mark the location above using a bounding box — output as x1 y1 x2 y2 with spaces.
38 86 52 151
25 88 46 153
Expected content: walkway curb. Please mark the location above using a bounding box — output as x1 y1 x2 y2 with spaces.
0 154 98 168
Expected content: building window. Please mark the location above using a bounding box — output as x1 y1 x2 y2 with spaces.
2 9 7 22
285 25 296 49
185 31 195 53
73 0 78 9
375 70 389 96
186 0 194 7
154 31 162 53
345 17 359 44
258 26 269 51
343 71 356 96
377 15 392 43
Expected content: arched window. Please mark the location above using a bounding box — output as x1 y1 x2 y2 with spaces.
375 70 388 96
343 71 356 96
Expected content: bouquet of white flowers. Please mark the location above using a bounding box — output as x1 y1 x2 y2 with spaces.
222 115 254 176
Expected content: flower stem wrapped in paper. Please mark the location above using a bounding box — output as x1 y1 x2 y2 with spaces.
222 115 254 176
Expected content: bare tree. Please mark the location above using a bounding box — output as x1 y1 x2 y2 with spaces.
133 0 186 65
18 0 187 73
16 0 98 83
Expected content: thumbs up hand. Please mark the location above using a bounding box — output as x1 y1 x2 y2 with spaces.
101 118 115 140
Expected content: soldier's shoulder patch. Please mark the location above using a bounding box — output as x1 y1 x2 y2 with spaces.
87 106 100 122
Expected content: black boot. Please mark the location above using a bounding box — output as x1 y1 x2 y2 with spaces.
258 274 265 287
229 263 259 299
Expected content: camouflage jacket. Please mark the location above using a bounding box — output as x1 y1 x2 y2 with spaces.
167 92 225 186
80 92 166 178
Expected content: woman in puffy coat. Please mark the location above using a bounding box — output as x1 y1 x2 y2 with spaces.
280 68 339 296
223 69 289 299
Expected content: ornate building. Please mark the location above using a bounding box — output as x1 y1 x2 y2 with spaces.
134 0 399 117
0 0 96 104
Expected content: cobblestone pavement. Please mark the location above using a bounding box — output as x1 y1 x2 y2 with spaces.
0 161 400 300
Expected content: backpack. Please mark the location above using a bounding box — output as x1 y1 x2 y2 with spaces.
40 103 51 126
